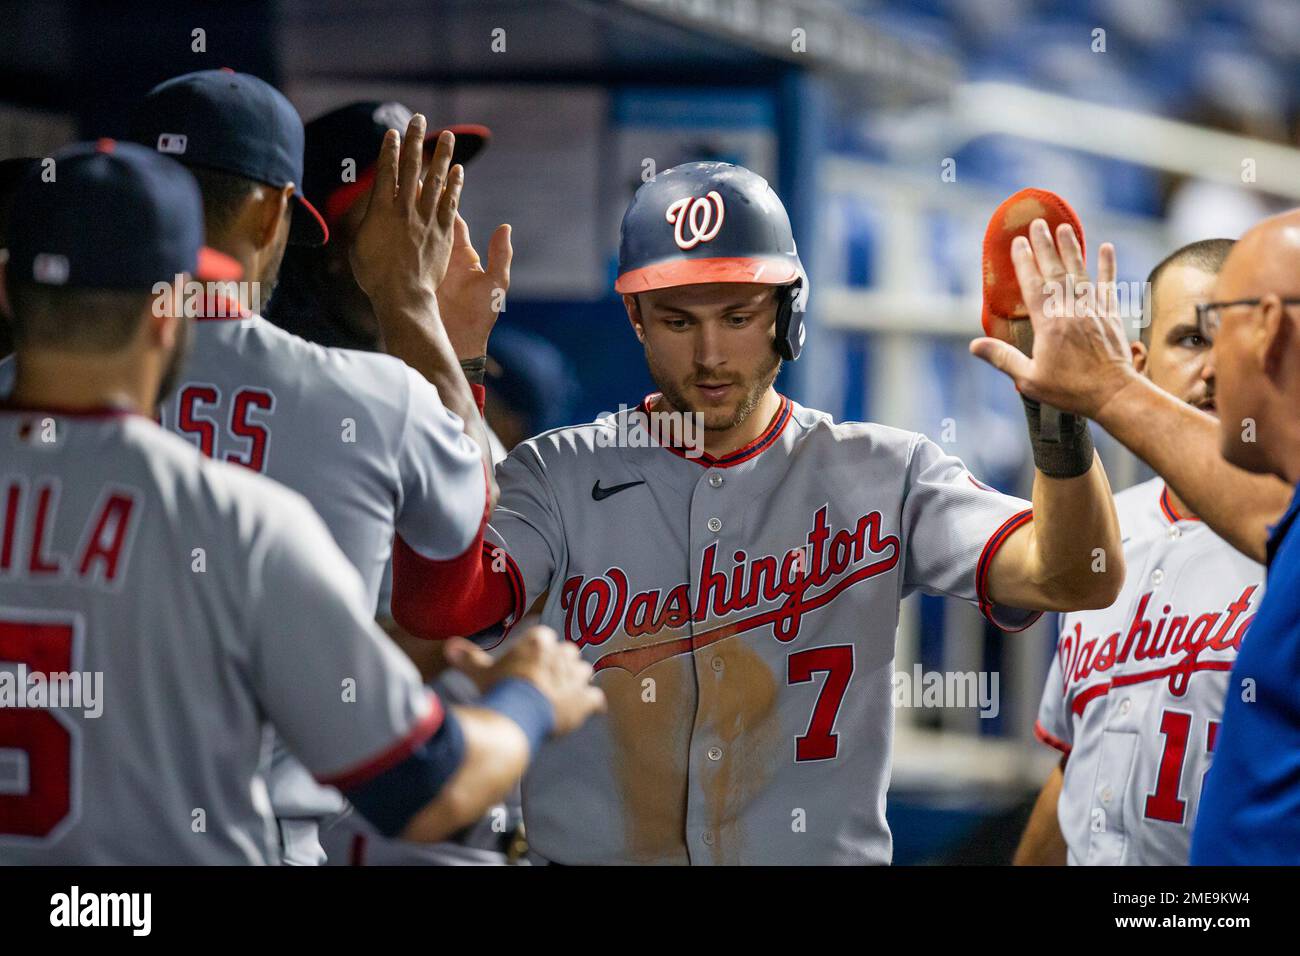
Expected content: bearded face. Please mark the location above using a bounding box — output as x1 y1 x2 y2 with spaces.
630 282 784 432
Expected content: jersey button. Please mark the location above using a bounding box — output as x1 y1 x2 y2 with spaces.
1168 525 1181 540
702 830 715 846
1100 787 1114 804
1151 569 1165 586
708 473 723 488
711 656 724 673
707 746 723 761
707 517 722 533
1119 698 1131 715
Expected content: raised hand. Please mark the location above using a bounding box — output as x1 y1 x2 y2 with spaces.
436 214 512 360
970 219 1138 420
350 116 463 310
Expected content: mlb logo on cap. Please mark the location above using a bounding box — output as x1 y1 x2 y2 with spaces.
131 69 330 246
157 133 188 155
5 139 241 290
32 253 70 285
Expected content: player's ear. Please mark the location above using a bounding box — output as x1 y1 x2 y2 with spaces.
1130 339 1147 375
1259 293 1295 381
256 184 293 248
623 293 645 343
146 275 184 349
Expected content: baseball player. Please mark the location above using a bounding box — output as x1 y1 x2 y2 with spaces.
964 204 1300 863
0 141 602 864
125 70 497 864
392 162 1126 865
269 100 492 353
1014 238 1265 866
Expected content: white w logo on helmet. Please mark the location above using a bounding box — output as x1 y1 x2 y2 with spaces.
665 191 725 250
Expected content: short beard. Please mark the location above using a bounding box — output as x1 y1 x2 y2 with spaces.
648 346 782 432
257 273 279 314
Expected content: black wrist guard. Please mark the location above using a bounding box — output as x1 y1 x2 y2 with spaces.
460 355 487 385
1021 396 1094 479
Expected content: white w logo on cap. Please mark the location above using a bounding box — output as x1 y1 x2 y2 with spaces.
665 191 725 250
157 134 188 155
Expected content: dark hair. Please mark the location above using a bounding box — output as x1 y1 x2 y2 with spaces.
1143 238 1234 345
8 281 155 351
186 165 261 239
265 242 379 350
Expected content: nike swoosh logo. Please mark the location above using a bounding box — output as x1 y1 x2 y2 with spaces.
592 479 645 501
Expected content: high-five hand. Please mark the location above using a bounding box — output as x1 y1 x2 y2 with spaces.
969 219 1137 420
351 116 462 309
437 214 512 361
346 116 498 502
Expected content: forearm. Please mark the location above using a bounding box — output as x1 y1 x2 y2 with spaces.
989 454 1123 611
1014 763 1068 865
379 614 450 682
373 292 497 493
1096 375 1289 563
399 706 528 843
1031 454 1123 605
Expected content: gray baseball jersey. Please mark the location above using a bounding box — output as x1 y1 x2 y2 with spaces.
0 317 486 604
328 434 522 867
1035 477 1264 865
163 312 486 606
320 663 523 867
164 310 484 861
486 395 1039 864
0 408 439 864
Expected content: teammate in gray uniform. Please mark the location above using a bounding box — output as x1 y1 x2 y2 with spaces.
123 71 499 864
1014 239 1265 866
394 163 1127 864
0 141 602 864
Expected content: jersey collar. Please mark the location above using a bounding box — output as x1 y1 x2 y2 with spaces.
1158 484 1199 524
638 393 792 469
192 293 253 321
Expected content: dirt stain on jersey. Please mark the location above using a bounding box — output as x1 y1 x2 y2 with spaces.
599 630 780 864
600 652 694 864
698 640 779 864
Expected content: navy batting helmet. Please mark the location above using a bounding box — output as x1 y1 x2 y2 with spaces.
615 162 808 360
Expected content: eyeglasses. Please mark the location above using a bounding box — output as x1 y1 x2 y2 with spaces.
1195 297 1300 341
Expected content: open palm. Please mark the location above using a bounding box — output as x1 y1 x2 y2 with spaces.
436 213 512 360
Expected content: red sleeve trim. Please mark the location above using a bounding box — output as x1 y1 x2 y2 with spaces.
392 533 523 639
975 507 1042 632
390 460 522 641
472 544 526 651
470 382 486 416
317 691 444 790
498 545 526 628
1034 719 1072 756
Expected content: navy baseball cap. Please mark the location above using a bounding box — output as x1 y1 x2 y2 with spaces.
6 139 241 289
130 69 328 246
614 162 801 294
303 101 490 227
